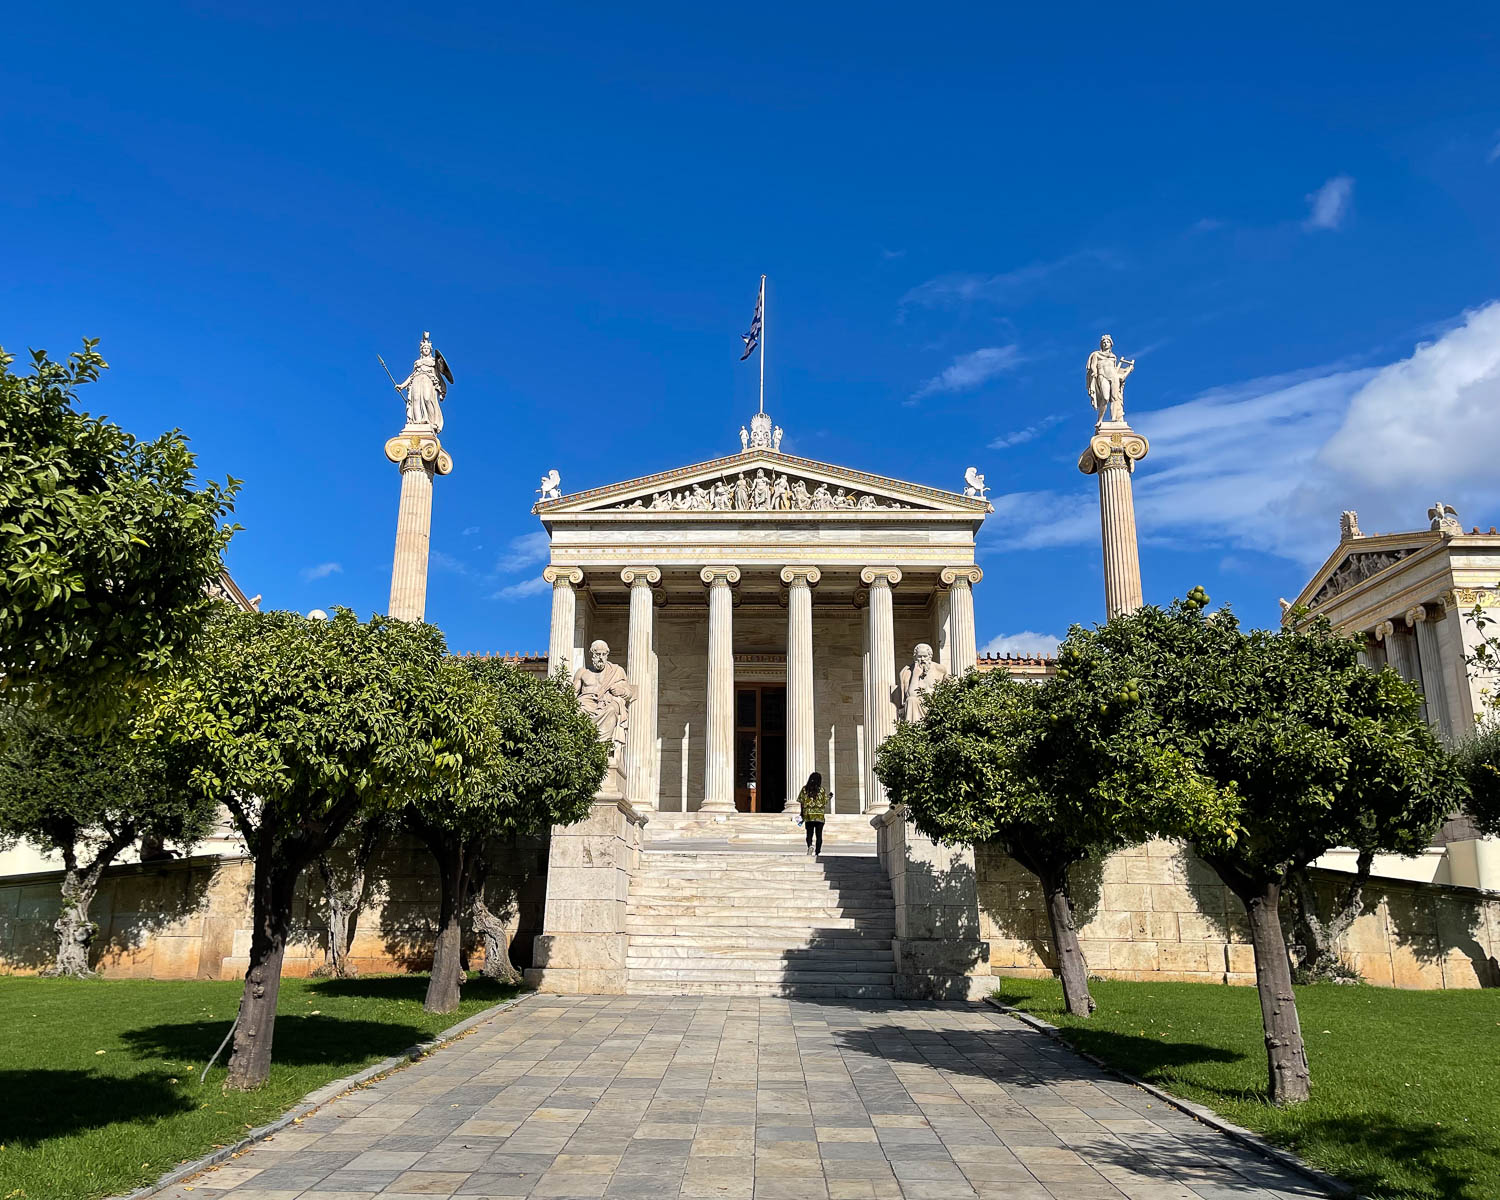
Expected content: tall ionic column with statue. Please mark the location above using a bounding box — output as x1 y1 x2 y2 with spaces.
383 332 455 622
1078 335 1150 619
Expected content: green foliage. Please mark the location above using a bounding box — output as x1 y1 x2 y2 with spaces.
1454 721 1500 837
875 667 1231 877
137 607 485 838
405 659 606 842
0 342 239 729
0 700 216 864
1074 598 1463 884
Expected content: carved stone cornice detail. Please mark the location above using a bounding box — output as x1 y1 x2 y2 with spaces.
779 566 823 588
619 566 662 587
860 566 903 588
1310 548 1417 607
700 565 742 587
939 566 984 588
543 566 584 588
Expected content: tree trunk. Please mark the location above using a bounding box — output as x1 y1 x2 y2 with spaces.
1240 878 1312 1104
46 863 102 978
1288 853 1369 981
1036 865 1095 1017
471 890 522 984
314 817 384 978
424 836 470 1014
225 854 296 1091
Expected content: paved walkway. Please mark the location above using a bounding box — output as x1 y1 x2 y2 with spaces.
166 995 1327 1200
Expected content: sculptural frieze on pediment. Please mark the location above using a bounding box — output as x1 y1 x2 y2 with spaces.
608 468 918 513
1310 548 1416 606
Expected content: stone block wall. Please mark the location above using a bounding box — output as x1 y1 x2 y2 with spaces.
0 832 549 980
977 838 1500 989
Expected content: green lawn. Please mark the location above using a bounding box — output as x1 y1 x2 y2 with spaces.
0 974 520 1200
996 977 1500 1200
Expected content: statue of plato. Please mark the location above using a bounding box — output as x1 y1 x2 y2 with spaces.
1085 334 1134 426
572 640 633 759
899 642 949 723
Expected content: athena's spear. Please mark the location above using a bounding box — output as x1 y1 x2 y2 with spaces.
376 353 403 393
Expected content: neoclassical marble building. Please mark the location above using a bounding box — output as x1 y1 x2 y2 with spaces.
533 411 991 817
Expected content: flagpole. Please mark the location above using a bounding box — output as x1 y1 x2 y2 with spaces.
758 274 766 415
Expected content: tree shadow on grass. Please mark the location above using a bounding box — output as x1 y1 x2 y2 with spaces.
119 1015 432 1066
0 1069 193 1146
1283 1113 1489 1200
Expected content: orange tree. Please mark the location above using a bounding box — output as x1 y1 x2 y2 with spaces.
1070 590 1461 1104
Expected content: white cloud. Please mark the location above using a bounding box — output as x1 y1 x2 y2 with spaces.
982 300 1500 566
492 575 550 601
1488 135 1500 165
1303 175 1353 231
494 531 550 574
300 561 342 581
430 551 470 575
981 631 1063 658
902 251 1118 310
913 346 1022 400
461 525 480 537
989 413 1063 450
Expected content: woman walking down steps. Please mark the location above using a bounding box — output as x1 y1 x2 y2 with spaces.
798 771 830 855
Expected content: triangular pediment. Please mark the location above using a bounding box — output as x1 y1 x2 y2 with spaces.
1293 532 1438 611
535 449 989 519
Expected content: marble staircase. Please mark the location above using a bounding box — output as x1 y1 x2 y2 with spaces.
624 849 896 998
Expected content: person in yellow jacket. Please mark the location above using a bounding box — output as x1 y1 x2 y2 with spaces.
797 771 831 855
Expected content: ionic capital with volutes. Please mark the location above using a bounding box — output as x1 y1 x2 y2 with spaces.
1374 619 1396 640
939 566 984 588
543 565 584 589
620 566 662 588
700 565 742 588
1405 605 1428 627
779 566 823 588
1078 426 1149 476
384 429 454 475
860 566 903 588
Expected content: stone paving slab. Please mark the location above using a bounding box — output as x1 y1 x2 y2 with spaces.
159 995 1333 1200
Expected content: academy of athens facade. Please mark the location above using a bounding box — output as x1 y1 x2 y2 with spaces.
535 411 991 819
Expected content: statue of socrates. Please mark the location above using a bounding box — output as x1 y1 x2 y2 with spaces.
572 640 633 760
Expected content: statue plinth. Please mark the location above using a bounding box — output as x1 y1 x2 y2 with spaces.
1079 420 1149 620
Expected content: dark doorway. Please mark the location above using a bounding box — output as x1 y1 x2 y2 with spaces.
734 684 787 812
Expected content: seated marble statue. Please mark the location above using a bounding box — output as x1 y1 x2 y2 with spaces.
572 640 632 758
899 642 949 723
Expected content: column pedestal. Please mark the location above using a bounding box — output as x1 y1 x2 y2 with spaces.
700 566 741 813
383 425 453 622
1078 423 1148 619
782 567 821 805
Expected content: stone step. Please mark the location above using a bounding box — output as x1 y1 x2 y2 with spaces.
625 978 897 999
626 932 893 951
629 886 892 902
633 860 885 874
626 923 894 940
627 957 895 975
626 965 895 984
627 905 894 923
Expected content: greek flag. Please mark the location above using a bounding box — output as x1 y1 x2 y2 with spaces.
740 282 763 360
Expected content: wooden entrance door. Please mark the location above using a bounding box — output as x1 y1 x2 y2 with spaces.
734 684 787 812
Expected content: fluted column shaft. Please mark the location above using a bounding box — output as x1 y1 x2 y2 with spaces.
941 567 983 673
700 566 741 813
1409 606 1453 741
862 567 902 812
389 455 435 621
622 568 661 810
782 567 821 805
1080 428 1149 620
544 567 583 679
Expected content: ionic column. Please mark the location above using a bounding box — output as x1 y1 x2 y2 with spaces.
383 430 453 622
1078 426 1149 619
862 567 902 812
1408 605 1452 740
856 589 871 813
622 567 662 810
543 566 584 679
699 566 741 813
781 567 821 805
940 567 983 673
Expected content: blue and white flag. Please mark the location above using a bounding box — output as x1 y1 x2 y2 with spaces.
740 281 763 360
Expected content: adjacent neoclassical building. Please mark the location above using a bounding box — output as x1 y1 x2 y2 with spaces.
533 411 991 817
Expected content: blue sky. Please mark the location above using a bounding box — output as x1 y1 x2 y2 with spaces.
5 5 1500 656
